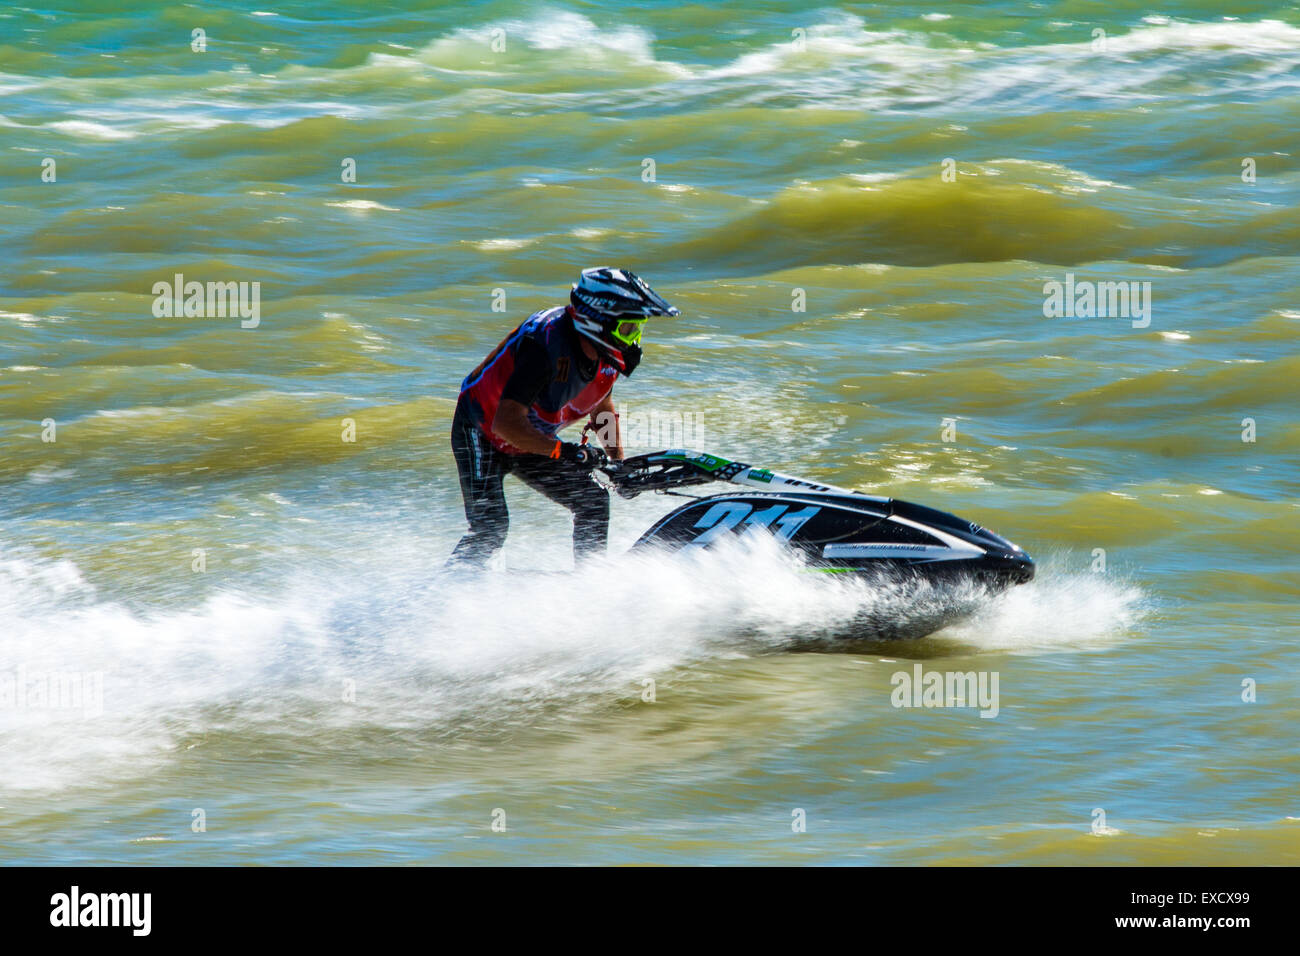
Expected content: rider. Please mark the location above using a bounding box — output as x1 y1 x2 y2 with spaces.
448 267 679 567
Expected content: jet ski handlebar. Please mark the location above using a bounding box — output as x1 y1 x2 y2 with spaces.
597 451 722 499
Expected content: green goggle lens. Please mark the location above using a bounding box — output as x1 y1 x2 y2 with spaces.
611 319 646 346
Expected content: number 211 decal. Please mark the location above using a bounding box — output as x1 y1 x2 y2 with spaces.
686 502 820 548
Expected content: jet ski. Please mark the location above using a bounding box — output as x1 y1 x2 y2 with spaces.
598 449 1034 591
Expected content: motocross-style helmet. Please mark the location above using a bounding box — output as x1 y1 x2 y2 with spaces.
569 267 679 375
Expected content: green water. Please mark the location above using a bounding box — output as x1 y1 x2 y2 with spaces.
1 1 1298 864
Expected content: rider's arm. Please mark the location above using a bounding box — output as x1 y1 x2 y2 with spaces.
590 391 625 461
491 338 562 457
493 400 563 457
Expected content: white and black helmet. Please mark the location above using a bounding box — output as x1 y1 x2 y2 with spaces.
569 267 679 375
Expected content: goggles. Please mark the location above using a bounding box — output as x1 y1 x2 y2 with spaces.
610 317 647 347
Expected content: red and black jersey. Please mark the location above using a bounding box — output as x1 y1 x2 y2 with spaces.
459 306 619 455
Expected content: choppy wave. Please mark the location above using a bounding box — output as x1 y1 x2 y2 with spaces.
5 14 1300 137
677 165 1298 271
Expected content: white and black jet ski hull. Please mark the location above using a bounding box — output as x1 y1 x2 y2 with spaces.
608 451 1034 591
